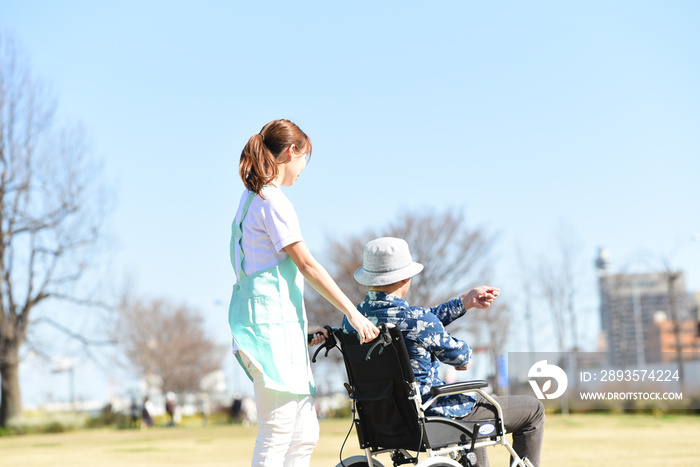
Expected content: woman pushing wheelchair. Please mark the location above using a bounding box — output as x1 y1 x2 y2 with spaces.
228 119 379 466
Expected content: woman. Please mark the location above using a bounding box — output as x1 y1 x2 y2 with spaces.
228 119 379 466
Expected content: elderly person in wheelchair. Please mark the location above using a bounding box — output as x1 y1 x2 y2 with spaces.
338 237 544 467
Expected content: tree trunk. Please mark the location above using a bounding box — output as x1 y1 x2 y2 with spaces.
667 274 686 393
0 349 22 427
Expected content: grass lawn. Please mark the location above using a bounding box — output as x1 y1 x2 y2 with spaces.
0 413 698 466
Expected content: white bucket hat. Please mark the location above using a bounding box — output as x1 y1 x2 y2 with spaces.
354 237 424 286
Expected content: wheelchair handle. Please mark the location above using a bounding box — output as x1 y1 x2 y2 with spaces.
310 322 394 362
365 322 393 360
311 325 339 363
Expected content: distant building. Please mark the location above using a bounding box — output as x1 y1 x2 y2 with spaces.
595 248 698 367
646 313 700 363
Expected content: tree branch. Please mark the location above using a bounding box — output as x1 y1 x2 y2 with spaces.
31 316 116 346
36 293 114 313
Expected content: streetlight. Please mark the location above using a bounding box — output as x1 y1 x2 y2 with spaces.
51 357 76 410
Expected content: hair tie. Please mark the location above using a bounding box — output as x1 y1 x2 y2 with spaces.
258 132 265 141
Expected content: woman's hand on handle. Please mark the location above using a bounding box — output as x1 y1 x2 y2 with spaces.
307 325 328 346
346 309 379 344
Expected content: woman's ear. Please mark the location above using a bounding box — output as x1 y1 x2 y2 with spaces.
277 146 293 163
290 144 305 157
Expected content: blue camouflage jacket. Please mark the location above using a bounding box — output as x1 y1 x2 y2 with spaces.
341 291 476 418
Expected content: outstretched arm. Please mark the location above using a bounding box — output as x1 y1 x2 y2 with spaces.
428 286 499 326
284 241 379 343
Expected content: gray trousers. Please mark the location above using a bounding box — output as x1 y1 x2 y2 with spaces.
460 395 545 467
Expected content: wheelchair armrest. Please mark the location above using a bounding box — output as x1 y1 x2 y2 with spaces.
430 380 489 397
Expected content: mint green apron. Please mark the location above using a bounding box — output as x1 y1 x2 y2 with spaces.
228 192 315 395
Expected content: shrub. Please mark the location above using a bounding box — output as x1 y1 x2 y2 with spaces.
84 403 131 429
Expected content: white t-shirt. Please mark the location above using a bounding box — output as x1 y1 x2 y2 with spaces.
232 185 304 279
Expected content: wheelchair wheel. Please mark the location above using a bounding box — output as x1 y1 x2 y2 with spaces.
415 457 463 467
334 455 385 467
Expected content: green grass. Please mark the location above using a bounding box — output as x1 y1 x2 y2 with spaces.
0 413 698 466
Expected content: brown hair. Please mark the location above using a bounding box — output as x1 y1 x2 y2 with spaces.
239 119 313 195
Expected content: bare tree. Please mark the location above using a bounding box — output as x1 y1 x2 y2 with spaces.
538 263 567 352
115 298 226 393
662 270 686 392
0 33 108 426
649 251 691 392
515 244 536 356
305 209 495 331
649 244 695 393
537 222 586 352
467 300 511 393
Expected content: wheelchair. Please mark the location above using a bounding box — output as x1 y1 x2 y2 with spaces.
312 323 534 467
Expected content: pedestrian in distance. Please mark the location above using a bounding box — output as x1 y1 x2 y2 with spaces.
228 119 379 466
141 396 154 429
129 397 140 429
165 392 178 427
198 393 211 427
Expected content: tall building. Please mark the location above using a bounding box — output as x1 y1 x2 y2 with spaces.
595 248 695 367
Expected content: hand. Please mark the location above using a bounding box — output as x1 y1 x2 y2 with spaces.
461 286 500 310
307 325 328 346
455 362 472 371
347 310 380 344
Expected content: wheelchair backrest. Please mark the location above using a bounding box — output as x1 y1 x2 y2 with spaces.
334 324 424 451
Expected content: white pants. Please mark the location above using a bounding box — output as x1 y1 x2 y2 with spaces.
239 352 319 467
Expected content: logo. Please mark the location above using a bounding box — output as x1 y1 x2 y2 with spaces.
528 360 568 400
478 423 496 436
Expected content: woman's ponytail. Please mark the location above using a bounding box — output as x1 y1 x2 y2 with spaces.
238 119 312 196
239 133 278 195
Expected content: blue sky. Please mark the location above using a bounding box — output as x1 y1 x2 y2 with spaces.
3 1 699 405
